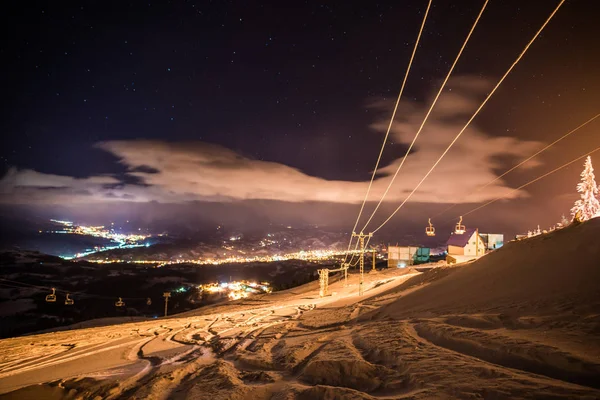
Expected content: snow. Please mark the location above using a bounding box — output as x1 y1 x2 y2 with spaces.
0 220 599 398
571 155 600 221
378 217 600 318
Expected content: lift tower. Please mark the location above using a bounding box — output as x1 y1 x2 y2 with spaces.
318 269 329 297
352 232 372 296
318 263 350 297
342 262 349 286
372 249 377 272
163 292 171 317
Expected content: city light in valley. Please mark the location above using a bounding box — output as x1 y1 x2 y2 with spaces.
45 219 360 264
46 219 151 259
198 281 272 301
86 248 361 266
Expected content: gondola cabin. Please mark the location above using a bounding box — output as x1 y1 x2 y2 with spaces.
455 216 466 234
425 218 435 237
45 288 57 303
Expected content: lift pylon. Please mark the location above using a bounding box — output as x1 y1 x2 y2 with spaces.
372 249 376 272
318 269 329 297
341 262 349 287
352 232 373 296
318 262 352 297
163 292 171 317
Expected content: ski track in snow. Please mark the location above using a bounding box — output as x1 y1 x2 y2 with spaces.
1 220 600 399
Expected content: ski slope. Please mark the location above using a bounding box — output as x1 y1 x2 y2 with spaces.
1 219 599 399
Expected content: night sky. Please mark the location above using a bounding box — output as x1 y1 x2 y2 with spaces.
1 0 599 238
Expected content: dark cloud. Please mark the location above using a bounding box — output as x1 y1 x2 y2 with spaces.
129 165 161 174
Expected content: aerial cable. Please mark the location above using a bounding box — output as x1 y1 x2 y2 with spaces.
0 278 50 291
347 236 374 268
456 144 600 218
369 0 566 234
0 278 88 297
350 0 432 234
343 230 361 265
345 0 432 259
343 0 432 264
0 277 147 301
360 0 490 233
0 282 38 290
345 237 361 267
435 113 600 218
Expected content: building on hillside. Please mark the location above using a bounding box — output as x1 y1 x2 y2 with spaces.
446 228 486 265
387 245 430 268
479 233 504 250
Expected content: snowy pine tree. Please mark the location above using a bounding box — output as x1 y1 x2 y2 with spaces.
571 156 600 221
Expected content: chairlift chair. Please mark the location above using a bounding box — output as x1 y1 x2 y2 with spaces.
425 218 435 237
455 216 466 235
65 293 74 305
45 288 57 303
115 297 125 307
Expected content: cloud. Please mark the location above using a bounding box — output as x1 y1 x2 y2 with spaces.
0 168 118 189
0 76 544 206
0 168 121 204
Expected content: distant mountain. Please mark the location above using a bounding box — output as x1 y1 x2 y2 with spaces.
0 250 65 265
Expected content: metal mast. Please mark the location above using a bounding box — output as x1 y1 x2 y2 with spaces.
163 292 171 317
353 232 372 296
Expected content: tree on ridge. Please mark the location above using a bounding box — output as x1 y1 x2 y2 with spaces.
571 155 600 221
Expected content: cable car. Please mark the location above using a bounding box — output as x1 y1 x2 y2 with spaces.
455 216 466 234
115 297 125 307
45 288 57 302
146 298 152 306
65 293 74 305
425 218 435 237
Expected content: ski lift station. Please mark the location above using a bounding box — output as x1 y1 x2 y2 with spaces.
479 233 504 250
387 246 431 268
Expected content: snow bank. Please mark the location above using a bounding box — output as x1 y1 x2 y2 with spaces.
298 339 386 392
379 218 600 319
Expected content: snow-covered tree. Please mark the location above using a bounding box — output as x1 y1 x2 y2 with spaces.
560 214 569 227
571 156 600 221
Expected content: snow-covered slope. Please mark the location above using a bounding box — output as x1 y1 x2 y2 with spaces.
378 217 600 318
0 219 599 399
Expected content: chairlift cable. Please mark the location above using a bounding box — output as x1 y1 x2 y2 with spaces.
369 0 566 234
343 0 433 265
434 113 600 219
348 0 433 243
453 145 600 219
0 277 147 301
361 0 490 233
